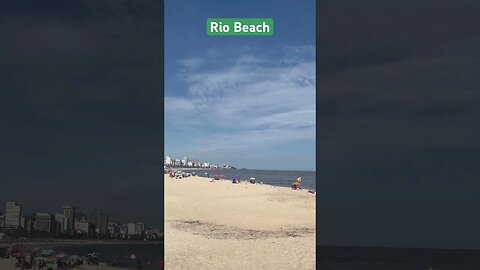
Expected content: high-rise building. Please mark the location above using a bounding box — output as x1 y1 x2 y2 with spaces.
89 210 109 235
35 212 53 233
174 159 181 166
54 213 67 234
61 205 75 233
119 225 128 239
165 155 172 165
5 201 22 228
135 222 145 236
182 157 188 166
23 214 35 233
107 222 120 238
126 223 136 237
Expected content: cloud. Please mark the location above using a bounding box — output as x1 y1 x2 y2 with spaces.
165 46 316 154
178 57 205 69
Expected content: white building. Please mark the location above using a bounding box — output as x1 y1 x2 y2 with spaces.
5 201 22 228
126 223 136 237
75 220 91 236
164 155 172 165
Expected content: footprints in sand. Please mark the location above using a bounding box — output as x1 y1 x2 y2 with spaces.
169 220 314 240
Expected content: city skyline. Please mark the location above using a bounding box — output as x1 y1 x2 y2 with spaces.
0 200 160 240
164 154 235 169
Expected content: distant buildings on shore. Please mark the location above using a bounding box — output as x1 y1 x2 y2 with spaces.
0 201 160 241
164 155 235 169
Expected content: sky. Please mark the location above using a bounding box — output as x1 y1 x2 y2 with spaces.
317 0 480 249
164 0 316 171
0 0 163 229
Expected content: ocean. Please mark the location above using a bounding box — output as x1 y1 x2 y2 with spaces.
54 244 480 269
57 243 163 270
317 246 480 270
183 168 316 190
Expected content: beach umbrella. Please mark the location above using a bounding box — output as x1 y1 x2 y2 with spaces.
126 253 137 260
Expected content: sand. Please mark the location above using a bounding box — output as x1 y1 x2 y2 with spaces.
164 174 316 269
0 258 127 270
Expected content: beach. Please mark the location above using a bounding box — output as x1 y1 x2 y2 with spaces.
164 174 316 269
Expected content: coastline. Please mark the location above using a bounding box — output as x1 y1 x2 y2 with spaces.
167 168 317 190
0 239 162 249
0 258 128 270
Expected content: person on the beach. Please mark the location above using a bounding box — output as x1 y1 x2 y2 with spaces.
291 181 301 190
136 258 142 270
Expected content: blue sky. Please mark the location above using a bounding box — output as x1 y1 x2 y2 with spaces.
165 0 315 171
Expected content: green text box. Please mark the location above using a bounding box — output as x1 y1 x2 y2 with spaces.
207 18 274 36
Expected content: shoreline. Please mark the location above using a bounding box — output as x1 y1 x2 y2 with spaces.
167 169 317 191
0 258 128 270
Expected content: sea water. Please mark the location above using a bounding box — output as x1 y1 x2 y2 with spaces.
186 169 316 190
58 243 163 270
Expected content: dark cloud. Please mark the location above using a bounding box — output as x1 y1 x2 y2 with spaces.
0 0 163 228
317 0 480 248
